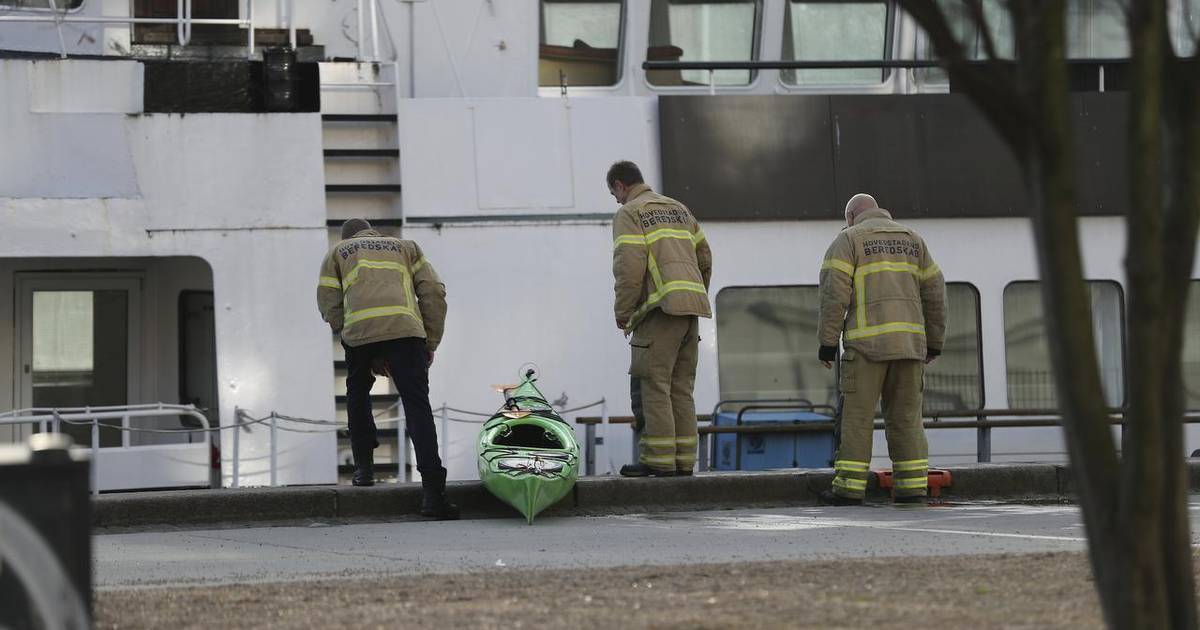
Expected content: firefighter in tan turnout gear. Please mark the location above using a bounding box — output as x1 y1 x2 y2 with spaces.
317 218 459 519
607 161 713 477
816 194 946 505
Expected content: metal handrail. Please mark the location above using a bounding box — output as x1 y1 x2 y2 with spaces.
0 0 373 59
576 409 1200 472
0 403 214 495
642 58 1135 71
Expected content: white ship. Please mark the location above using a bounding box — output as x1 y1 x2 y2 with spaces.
1 0 1197 492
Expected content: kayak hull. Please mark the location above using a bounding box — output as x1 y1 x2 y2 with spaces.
477 376 579 524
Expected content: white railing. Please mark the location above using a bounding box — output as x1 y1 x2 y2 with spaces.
0 0 383 61
0 403 213 496
232 398 608 488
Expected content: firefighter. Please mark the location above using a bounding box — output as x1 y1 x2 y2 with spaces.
608 161 713 477
317 218 459 520
816 194 946 505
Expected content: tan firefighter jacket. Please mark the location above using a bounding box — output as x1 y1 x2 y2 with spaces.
817 208 946 362
317 229 447 350
612 183 713 333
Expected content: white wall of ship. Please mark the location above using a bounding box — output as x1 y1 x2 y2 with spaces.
0 59 337 489
3 3 1200 489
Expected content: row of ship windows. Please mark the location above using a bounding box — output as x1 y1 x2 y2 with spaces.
714 280 1200 413
540 0 1200 89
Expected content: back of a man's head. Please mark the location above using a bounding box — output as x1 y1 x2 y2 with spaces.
341 218 372 240
844 193 879 226
606 160 644 189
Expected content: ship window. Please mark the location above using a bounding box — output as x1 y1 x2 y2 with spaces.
539 0 625 88
1184 281 1200 410
716 286 836 407
914 0 1013 84
0 0 85 8
1169 0 1200 56
781 1 891 86
715 283 982 413
647 0 761 87
925 283 984 412
914 0 1141 84
1003 281 1126 409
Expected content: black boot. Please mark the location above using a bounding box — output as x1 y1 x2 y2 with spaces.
816 488 863 507
420 469 460 520
619 463 676 477
351 446 375 487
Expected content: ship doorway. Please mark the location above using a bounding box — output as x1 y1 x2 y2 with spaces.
179 291 218 432
14 274 142 449
133 0 240 45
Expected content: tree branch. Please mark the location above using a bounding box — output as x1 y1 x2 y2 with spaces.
966 0 1003 61
899 0 1032 156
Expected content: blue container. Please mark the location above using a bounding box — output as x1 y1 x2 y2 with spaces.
712 410 835 471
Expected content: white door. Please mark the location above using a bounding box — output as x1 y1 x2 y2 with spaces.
14 274 142 448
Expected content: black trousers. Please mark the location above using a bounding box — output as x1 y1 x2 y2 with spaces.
343 337 445 476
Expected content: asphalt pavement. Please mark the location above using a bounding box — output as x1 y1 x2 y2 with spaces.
97 499 1200 590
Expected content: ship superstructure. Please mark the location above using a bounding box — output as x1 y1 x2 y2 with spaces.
1 0 1197 490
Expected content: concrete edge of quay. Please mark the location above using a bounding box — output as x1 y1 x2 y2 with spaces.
92 461 1200 530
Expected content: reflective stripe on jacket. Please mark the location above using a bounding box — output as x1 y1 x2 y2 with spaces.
612 184 713 333
317 229 448 350
817 208 946 361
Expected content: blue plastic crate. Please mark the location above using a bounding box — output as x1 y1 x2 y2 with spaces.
712 410 835 471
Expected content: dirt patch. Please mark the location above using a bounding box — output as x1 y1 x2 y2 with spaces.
97 552 1109 629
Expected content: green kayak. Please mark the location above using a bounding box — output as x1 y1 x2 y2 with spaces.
477 369 579 524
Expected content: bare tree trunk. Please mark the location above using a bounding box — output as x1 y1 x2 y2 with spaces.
1159 53 1200 629
898 2 1197 627
1011 6 1125 626
1120 1 1173 627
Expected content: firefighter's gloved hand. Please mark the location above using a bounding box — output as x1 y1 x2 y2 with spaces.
925 347 941 365
371 358 390 377
819 345 837 369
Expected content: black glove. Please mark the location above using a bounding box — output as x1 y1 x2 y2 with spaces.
818 345 838 362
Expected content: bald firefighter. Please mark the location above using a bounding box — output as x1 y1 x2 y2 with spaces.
817 195 946 505
608 161 713 477
317 218 459 519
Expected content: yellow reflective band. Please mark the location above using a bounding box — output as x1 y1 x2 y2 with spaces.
834 460 870 472
641 437 677 447
920 263 940 280
412 257 428 273
640 454 675 465
645 228 695 244
895 477 928 489
615 228 706 249
853 260 923 330
893 459 929 472
856 261 920 277
614 234 647 248
343 305 419 329
821 258 855 276
343 259 410 290
318 276 342 290
675 436 698 444
845 321 926 340
833 477 867 490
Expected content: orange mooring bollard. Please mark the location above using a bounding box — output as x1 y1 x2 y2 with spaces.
874 469 952 498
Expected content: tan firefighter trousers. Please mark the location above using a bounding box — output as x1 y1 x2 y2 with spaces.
629 310 700 473
832 350 929 499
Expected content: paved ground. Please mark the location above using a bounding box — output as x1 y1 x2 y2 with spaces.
96 500 1118 589
94 500 1200 629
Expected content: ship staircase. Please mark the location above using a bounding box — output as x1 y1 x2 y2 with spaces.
318 61 407 480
